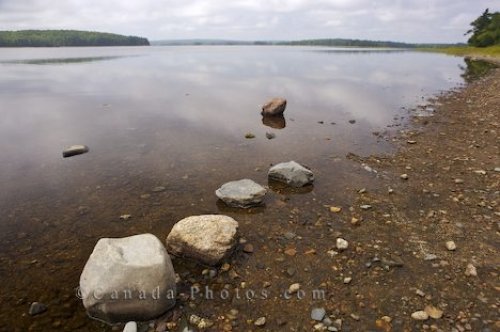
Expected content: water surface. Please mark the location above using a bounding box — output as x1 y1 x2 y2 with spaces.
0 46 469 330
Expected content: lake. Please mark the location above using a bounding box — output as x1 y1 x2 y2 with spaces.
0 46 471 330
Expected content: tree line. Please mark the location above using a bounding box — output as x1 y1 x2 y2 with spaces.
467 9 500 47
0 30 150 47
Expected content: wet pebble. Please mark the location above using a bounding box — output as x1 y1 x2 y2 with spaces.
424 305 443 319
245 133 256 139
266 132 276 139
360 204 372 210
311 308 326 321
29 302 47 316
400 173 409 180
62 144 89 158
343 277 352 284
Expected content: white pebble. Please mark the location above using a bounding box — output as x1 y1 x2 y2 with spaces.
411 311 429 320
336 238 349 250
445 241 456 251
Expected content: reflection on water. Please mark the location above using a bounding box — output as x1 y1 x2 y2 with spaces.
262 114 286 129
460 58 498 83
0 55 130 65
0 46 473 330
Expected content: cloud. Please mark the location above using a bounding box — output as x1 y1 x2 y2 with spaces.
0 0 499 42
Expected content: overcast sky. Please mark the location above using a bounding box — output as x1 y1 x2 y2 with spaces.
1 0 499 43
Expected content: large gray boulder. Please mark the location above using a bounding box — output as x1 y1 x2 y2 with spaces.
268 161 314 187
261 97 287 116
215 179 267 208
166 215 238 265
79 234 176 324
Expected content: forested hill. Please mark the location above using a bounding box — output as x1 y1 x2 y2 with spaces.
0 30 150 47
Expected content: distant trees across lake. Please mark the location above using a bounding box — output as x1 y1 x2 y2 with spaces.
0 30 150 47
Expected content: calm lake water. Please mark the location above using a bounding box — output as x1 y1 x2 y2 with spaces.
0 46 470 331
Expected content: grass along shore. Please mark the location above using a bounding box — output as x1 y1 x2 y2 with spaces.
419 45 500 64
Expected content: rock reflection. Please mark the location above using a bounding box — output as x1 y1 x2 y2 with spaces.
267 179 314 195
262 115 286 129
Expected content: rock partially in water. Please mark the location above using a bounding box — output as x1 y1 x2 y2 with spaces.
62 144 89 158
268 161 314 188
79 234 176 324
29 302 47 316
261 97 287 116
123 321 137 332
215 179 267 208
265 132 276 139
262 114 286 129
166 215 239 266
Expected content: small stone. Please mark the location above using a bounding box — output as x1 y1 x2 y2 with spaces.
286 267 296 277
360 205 372 210
311 308 326 321
268 161 314 187
152 186 166 192
254 317 266 327
454 178 464 184
314 323 326 331
329 206 342 213
400 174 409 180
424 254 438 261
494 167 500 172
245 133 255 139
411 311 429 320
336 238 348 250
348 119 356 124
445 241 456 251
407 140 417 144
29 302 47 316
215 179 267 208
343 277 352 284
465 263 477 277
119 214 132 220
288 283 300 294
123 321 137 332
243 244 254 253
284 248 297 256
416 289 425 297
350 313 360 320
62 144 89 158
261 97 287 116
265 132 276 139
424 305 443 319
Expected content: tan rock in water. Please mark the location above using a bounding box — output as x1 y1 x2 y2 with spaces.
261 97 287 116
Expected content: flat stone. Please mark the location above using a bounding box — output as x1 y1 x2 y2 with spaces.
261 97 287 116
311 308 326 321
215 179 267 208
29 302 47 316
166 215 239 265
411 311 429 320
268 161 314 187
288 283 300 294
79 234 176 324
400 173 409 180
424 305 443 319
62 145 89 158
424 253 438 261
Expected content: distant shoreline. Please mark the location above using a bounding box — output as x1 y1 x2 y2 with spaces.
0 30 149 47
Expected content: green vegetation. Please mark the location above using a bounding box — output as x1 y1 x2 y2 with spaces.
466 9 500 47
419 45 500 57
0 30 149 47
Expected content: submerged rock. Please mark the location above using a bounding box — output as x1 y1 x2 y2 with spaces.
268 161 314 187
261 97 287 116
166 215 239 265
29 302 47 316
79 234 176 324
62 144 89 158
215 179 267 208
